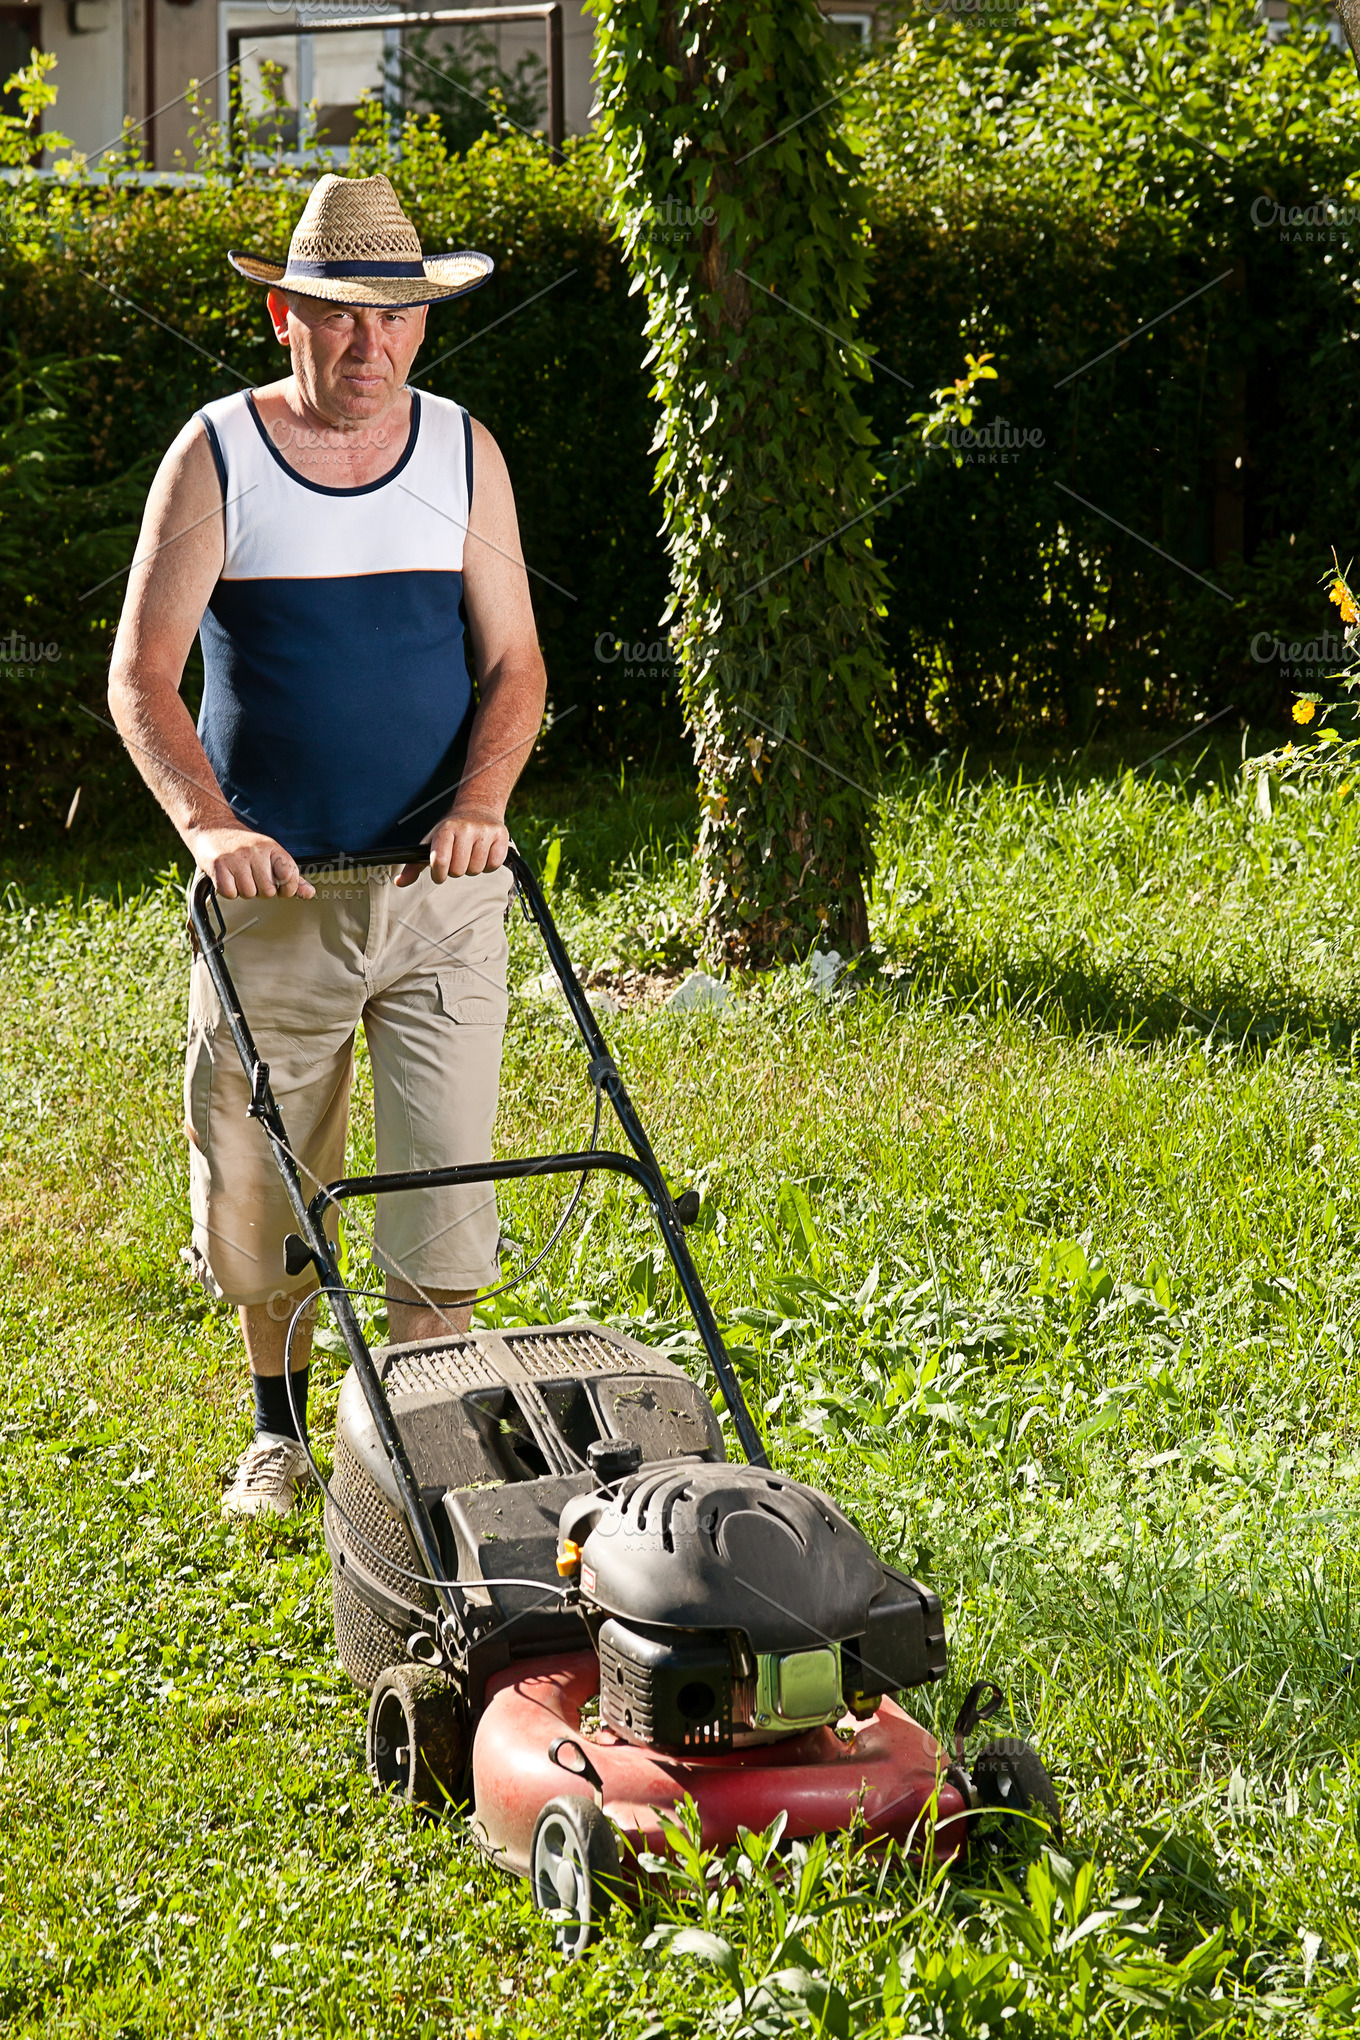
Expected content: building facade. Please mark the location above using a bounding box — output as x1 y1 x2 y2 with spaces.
3 0 882 171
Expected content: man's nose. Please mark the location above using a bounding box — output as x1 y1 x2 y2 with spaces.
347 317 385 360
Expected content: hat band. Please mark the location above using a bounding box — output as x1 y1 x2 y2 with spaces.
285 258 426 280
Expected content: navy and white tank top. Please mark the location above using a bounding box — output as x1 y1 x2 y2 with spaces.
195 388 475 859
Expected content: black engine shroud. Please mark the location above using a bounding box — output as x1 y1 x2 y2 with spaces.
565 1463 945 1749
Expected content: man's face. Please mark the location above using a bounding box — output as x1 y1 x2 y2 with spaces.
267 291 429 427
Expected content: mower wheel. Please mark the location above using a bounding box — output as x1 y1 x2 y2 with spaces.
972 1738 1063 1849
366 1663 467 1816
530 1795 621 1958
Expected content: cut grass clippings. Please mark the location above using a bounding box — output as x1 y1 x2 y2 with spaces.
2 758 1359 2035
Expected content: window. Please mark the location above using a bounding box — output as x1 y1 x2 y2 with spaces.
822 10 873 46
0 3 41 138
220 2 401 160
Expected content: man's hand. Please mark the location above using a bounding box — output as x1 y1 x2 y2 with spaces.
396 807 509 887
191 825 316 900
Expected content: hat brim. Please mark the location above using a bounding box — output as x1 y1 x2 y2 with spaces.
228 248 493 307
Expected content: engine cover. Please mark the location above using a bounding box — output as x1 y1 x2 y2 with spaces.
577 1461 939 1672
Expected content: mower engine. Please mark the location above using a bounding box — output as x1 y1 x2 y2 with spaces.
324 1321 945 1753
324 1320 730 1696
560 1460 945 1752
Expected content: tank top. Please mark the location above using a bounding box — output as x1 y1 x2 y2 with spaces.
194 387 475 860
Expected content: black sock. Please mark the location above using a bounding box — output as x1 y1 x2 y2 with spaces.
253 1369 308 1442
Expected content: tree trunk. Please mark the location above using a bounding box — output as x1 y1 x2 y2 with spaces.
589 0 891 967
1336 0 1360 79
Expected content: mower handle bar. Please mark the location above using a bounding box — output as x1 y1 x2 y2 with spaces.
187 844 768 1637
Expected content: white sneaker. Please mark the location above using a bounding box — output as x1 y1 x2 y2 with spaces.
222 1432 313 1520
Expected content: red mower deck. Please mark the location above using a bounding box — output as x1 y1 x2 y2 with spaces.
472 1651 969 1875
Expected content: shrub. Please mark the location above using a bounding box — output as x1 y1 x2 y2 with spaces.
854 0 1360 745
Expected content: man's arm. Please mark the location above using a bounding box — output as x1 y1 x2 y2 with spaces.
107 421 316 901
401 417 547 885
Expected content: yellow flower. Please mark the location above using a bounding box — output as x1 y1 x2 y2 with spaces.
1293 699 1317 724
1329 576 1359 624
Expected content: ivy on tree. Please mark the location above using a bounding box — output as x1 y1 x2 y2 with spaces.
591 0 985 965
587 0 904 966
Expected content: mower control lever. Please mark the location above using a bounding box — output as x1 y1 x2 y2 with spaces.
549 1737 605 1800
952 1678 1006 1761
283 1233 313 1278
248 1060 272 1121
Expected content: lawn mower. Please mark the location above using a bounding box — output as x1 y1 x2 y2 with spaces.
189 847 1060 1955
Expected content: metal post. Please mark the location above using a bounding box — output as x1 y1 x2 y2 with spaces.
226 25 242 168
547 2 563 159
144 0 156 169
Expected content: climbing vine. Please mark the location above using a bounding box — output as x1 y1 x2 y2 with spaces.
588 0 911 965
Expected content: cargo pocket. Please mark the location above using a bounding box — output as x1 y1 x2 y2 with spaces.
436 965 509 1026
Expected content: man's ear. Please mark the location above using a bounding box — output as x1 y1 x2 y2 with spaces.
265 291 292 346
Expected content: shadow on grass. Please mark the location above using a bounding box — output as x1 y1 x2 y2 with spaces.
2 826 189 906
883 937 1360 1060
2 772 702 910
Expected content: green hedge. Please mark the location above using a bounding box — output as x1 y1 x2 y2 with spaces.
0 118 673 840
857 0 1360 744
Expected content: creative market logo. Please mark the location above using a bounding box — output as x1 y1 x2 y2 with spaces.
947 417 1045 464
1250 196 1360 244
595 631 678 682
597 199 718 245
0 631 60 677
1249 629 1348 683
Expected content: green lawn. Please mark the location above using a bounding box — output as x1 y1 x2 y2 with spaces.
2 757 1359 2036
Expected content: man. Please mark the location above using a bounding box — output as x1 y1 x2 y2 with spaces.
109 174 546 1519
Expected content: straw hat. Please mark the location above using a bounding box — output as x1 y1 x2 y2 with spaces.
229 173 493 308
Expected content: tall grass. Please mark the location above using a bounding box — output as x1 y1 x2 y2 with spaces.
1 760 1358 2034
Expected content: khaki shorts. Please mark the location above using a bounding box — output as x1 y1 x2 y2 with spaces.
185 862 515 1308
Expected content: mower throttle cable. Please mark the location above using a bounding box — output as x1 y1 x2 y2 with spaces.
461 1065 604 1310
